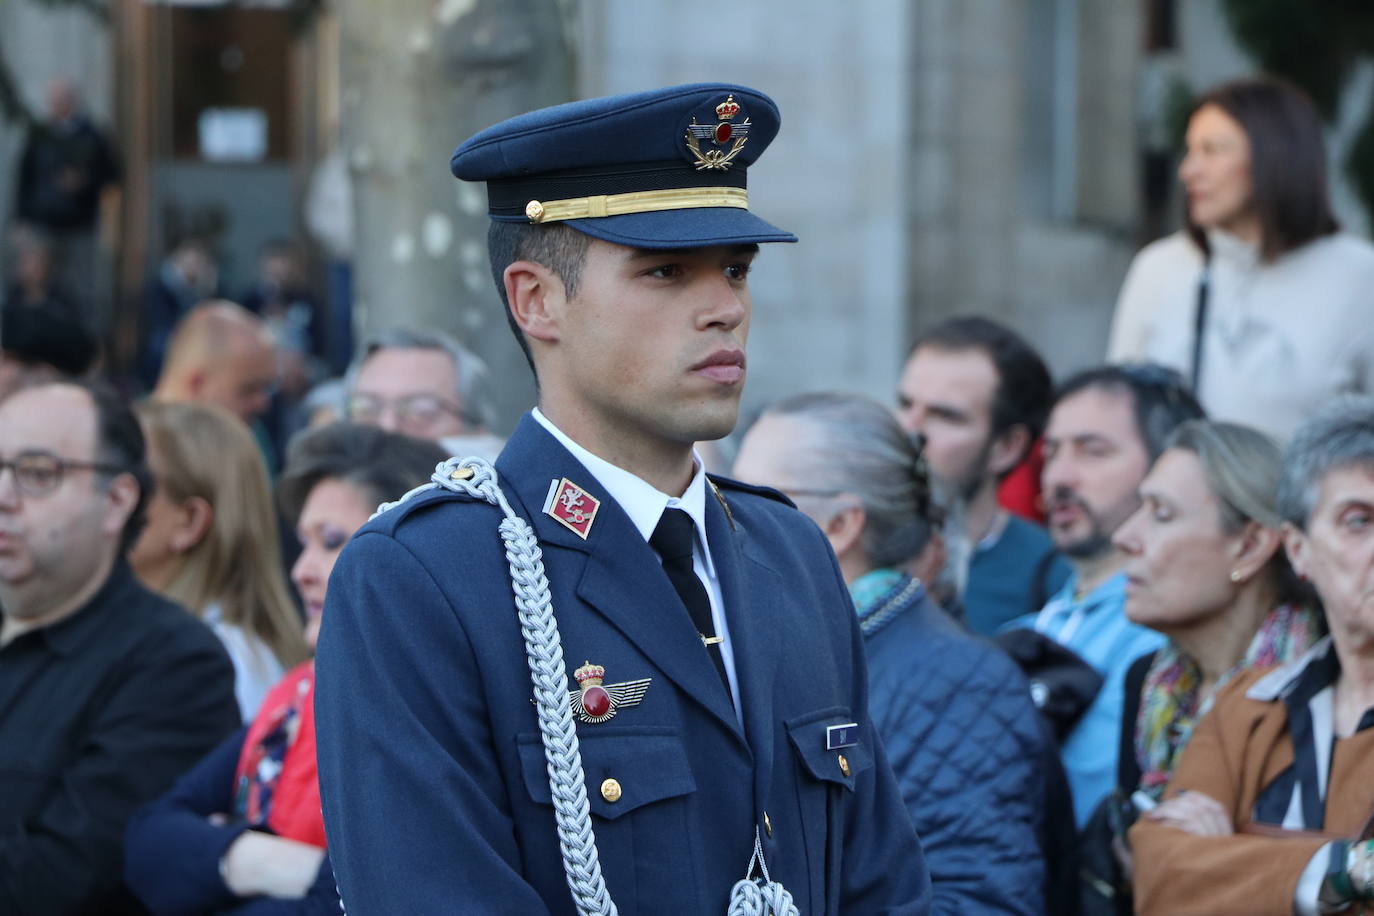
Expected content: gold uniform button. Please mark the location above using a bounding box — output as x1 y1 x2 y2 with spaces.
838 754 851 778
763 811 773 838
525 200 546 222
601 778 622 803
449 467 474 481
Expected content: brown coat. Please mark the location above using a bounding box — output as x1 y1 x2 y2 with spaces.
1130 664 1374 915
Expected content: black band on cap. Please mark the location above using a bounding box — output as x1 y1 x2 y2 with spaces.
486 160 748 220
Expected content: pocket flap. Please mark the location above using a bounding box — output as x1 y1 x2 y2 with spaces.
517 726 696 820
785 706 873 792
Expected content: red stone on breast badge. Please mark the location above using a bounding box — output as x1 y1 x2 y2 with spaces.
568 662 652 724
544 477 600 539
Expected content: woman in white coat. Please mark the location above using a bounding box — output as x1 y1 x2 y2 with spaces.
1108 76 1374 442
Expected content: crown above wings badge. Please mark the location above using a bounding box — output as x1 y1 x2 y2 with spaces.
568 662 652 724
684 94 751 171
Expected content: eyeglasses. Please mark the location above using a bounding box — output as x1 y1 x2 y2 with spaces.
0 450 126 498
346 393 466 433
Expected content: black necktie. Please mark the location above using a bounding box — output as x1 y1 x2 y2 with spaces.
650 507 731 695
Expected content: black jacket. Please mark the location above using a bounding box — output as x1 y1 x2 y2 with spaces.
0 562 240 914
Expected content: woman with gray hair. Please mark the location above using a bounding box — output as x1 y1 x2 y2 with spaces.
734 391 1053 915
1130 398 1374 914
1095 420 1324 912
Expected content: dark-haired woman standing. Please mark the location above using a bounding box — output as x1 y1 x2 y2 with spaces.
1108 76 1374 442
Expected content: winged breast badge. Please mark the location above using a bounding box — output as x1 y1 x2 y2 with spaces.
568 662 652 724
684 94 751 171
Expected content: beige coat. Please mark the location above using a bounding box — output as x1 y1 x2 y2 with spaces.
1130 657 1374 915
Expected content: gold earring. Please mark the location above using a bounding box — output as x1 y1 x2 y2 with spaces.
1229 570 1242 583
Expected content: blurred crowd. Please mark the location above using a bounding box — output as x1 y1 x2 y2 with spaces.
2 72 1374 914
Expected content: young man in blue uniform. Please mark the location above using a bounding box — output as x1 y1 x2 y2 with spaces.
314 84 931 915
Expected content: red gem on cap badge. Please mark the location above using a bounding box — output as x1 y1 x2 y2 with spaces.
568 662 652 724
544 477 600 539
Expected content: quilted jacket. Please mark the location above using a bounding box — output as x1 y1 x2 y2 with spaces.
863 578 1049 915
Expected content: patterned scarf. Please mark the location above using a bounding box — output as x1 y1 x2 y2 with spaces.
1135 603 1325 799
233 661 326 848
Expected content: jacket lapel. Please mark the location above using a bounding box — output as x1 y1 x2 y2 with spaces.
496 416 744 740
706 482 784 803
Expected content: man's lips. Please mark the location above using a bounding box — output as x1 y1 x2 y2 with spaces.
1047 503 1081 525
690 349 746 384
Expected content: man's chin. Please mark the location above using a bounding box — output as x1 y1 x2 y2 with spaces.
678 399 741 443
1057 531 1114 561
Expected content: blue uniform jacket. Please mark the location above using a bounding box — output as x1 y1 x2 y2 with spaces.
864 585 1049 915
314 415 931 915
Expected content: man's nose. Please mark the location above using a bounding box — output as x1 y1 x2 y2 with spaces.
699 277 747 330
0 465 22 508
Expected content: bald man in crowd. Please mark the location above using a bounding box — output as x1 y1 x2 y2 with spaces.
152 300 277 425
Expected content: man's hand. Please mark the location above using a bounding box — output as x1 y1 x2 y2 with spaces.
1145 790 1233 837
220 831 325 899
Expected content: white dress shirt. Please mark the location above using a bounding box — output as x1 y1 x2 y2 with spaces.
532 409 741 716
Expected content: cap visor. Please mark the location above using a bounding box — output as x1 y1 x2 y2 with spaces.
560 207 797 249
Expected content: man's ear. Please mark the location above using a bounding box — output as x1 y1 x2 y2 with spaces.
504 260 563 344
185 367 208 398
104 473 141 540
1282 522 1309 580
988 424 1031 478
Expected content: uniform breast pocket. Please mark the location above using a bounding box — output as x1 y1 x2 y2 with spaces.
517 725 701 912
785 707 875 909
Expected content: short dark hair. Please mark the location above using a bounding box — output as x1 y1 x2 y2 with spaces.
81 380 153 552
1187 77 1337 262
1054 363 1206 461
277 422 449 525
908 315 1054 453
487 221 591 376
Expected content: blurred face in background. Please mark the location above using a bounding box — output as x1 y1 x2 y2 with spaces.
896 345 1008 503
1115 448 1266 634
0 386 134 618
1285 465 1374 653
1180 104 1255 236
200 327 277 423
1042 387 1150 562
291 477 374 649
349 348 469 441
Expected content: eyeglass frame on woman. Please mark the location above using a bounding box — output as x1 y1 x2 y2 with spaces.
0 450 127 498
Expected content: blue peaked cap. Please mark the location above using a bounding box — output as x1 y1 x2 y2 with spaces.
450 83 797 249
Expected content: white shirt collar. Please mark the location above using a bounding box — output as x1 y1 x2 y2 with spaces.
531 408 716 577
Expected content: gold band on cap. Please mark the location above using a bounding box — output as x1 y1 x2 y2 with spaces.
524 186 748 223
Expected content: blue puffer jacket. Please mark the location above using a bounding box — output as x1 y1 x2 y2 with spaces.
860 574 1049 915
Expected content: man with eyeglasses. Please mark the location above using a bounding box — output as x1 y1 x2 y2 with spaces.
345 327 504 461
1002 364 1203 828
0 381 240 913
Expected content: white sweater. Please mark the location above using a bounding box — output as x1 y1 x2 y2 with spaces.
1107 229 1374 442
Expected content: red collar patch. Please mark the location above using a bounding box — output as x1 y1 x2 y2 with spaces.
544 477 600 539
